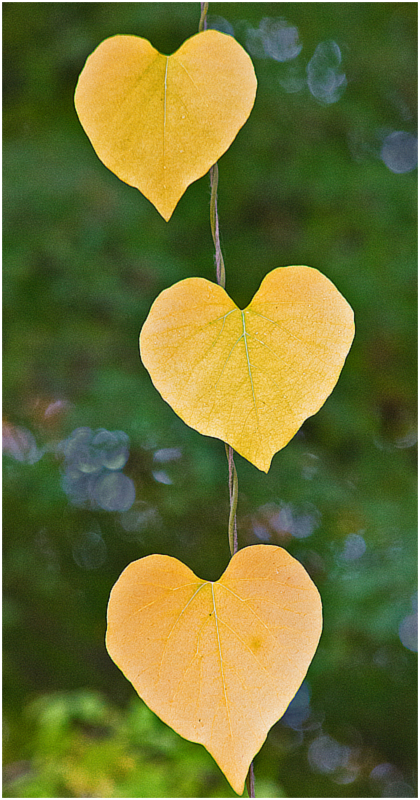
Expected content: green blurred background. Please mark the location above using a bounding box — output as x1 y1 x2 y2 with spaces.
3 2 417 797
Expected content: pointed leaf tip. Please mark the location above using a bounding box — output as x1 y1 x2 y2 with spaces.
74 30 257 220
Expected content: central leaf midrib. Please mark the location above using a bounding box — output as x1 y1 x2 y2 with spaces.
162 56 169 197
241 310 259 430
211 583 233 741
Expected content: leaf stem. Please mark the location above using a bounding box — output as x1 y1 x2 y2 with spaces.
199 2 209 32
209 163 226 289
225 443 238 555
246 763 256 797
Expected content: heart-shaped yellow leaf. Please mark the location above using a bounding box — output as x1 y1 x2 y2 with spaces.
106 544 322 794
140 266 355 471
74 30 257 220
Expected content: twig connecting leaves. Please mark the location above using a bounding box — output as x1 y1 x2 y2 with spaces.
199 1 209 32
225 443 238 555
210 163 226 289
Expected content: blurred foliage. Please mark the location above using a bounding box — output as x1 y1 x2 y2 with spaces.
3 2 417 798
3 690 257 798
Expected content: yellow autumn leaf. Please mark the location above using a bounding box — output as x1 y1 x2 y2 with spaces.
140 266 355 471
74 30 257 221
106 544 322 795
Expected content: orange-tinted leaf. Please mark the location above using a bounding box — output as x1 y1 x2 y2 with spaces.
74 30 257 220
140 266 355 471
106 545 322 794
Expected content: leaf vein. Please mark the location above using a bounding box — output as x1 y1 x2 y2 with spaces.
212 584 233 742
154 582 207 687
246 309 338 367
